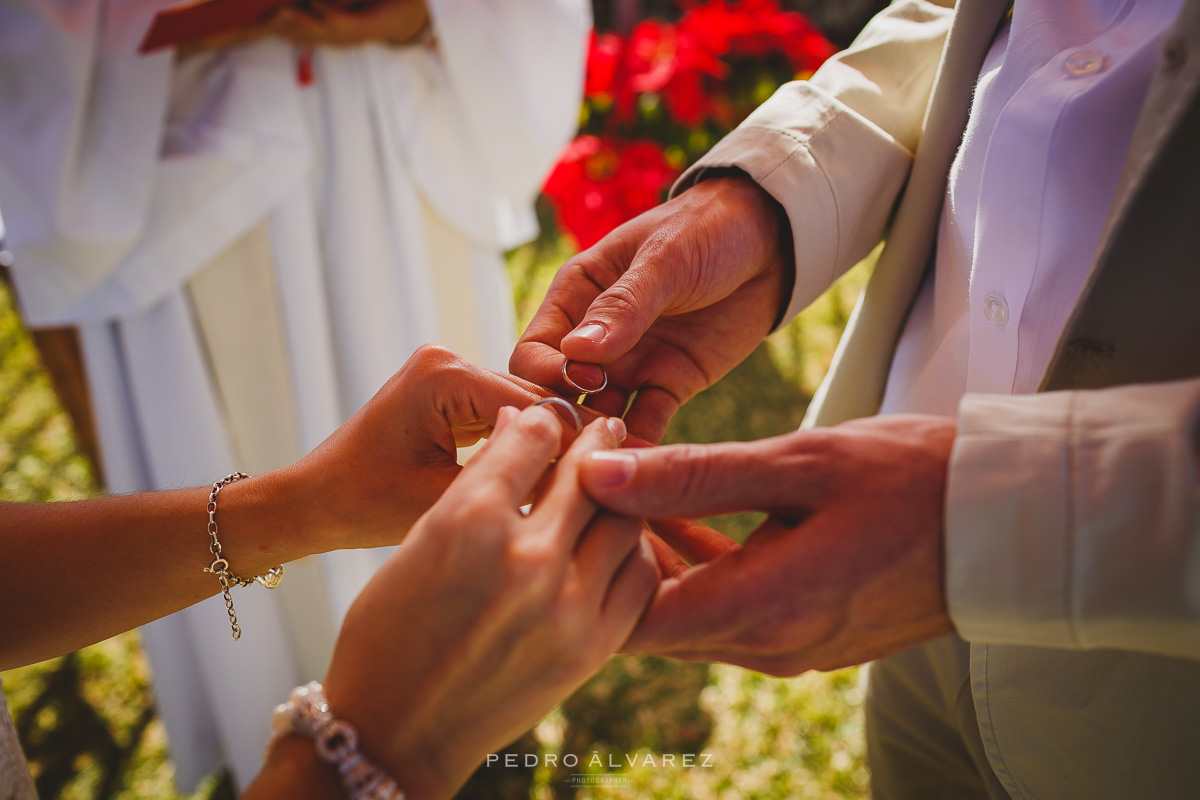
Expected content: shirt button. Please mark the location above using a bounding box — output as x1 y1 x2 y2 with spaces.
982 294 1009 327
1162 37 1187 71
1065 49 1107 77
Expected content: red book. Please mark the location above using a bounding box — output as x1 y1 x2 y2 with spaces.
139 0 293 53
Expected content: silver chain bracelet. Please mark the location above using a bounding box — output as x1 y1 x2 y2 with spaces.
266 682 405 800
203 472 285 640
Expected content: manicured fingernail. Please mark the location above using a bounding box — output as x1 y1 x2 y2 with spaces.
572 322 607 342
587 451 636 488
605 417 627 443
563 361 606 392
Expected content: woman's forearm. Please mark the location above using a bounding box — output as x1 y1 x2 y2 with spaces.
0 466 321 669
0 345 550 670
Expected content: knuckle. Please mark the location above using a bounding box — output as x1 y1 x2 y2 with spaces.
505 538 556 587
403 342 457 383
774 433 833 494
438 493 495 534
411 342 455 367
519 407 565 450
662 444 713 505
595 280 645 321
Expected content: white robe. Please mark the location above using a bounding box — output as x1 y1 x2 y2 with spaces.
0 0 588 788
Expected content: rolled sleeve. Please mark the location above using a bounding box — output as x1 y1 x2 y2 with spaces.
946 378 1200 660
671 0 953 327
674 83 913 325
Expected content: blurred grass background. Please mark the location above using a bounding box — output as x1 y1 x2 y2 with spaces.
1 231 872 799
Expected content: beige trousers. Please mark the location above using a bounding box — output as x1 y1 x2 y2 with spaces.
865 635 1009 800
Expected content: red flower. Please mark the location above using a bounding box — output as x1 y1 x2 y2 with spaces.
543 136 681 250
586 30 624 102
616 19 728 126
678 0 836 74
553 2 838 246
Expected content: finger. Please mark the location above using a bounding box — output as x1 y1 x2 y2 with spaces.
643 529 689 579
562 359 609 395
580 435 819 519
558 239 687 366
529 417 624 553
580 383 631 420
621 554 745 656
510 230 639 388
600 537 659 641
316 0 427 45
429 353 555 435
267 8 326 45
306 4 375 46
573 513 643 605
647 518 740 565
620 385 681 444
456 404 564 507
512 276 605 391
621 515 829 662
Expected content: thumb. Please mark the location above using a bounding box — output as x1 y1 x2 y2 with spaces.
579 438 814 520
558 245 685 365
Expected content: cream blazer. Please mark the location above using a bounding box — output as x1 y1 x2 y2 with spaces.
679 0 1200 796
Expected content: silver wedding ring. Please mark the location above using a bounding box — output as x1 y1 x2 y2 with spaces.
562 359 608 395
533 396 584 434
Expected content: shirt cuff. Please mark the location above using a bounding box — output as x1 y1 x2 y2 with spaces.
946 381 1200 658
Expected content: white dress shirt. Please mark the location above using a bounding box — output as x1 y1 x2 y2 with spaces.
880 0 1184 417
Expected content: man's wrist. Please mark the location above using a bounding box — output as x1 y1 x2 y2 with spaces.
689 171 797 330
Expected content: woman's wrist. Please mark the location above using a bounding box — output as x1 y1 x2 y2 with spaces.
251 681 460 800
250 733 344 799
214 467 325 569
321 681 460 800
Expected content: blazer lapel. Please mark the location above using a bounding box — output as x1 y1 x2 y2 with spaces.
805 0 1010 426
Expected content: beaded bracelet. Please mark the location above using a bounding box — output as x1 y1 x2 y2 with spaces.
266 682 404 800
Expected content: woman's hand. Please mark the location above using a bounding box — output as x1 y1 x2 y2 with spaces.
270 344 564 555
0 344 563 669
251 406 659 799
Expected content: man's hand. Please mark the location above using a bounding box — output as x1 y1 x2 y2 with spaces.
579 414 958 676
266 0 430 48
279 344 562 554
177 0 430 55
511 176 794 442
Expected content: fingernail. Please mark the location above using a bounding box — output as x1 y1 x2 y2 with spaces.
572 322 607 342
641 536 656 563
587 451 636 488
563 361 606 392
605 417 627 443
